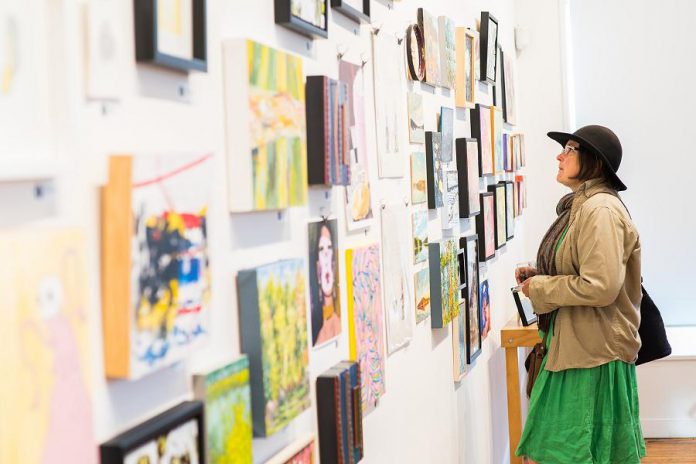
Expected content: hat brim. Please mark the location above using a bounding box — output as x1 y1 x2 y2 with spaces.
547 131 627 191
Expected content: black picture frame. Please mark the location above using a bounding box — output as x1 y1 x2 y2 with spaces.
479 11 498 84
504 181 515 240
493 46 504 107
133 0 208 73
100 401 205 463
456 138 481 218
457 244 467 301
476 192 496 262
488 183 507 249
463 234 482 364
275 0 329 39
331 0 370 23
512 287 537 326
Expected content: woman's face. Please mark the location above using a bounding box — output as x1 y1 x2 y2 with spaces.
556 140 582 190
317 226 335 297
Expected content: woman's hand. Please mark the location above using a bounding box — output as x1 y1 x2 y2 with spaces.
515 266 538 284
521 277 534 297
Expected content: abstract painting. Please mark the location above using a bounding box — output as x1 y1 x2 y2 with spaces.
479 12 498 84
372 33 404 178
410 152 428 204
471 104 493 176
266 434 316 464
428 238 460 328
308 219 341 347
439 106 454 162
418 8 440 86
488 183 507 249
455 27 477 109
381 204 413 354
223 39 307 212
456 138 481 218
340 60 373 230
101 402 203 464
425 131 444 209
0 228 95 464
477 192 496 261
412 210 429 263
102 153 213 380
480 279 491 339
408 91 425 144
505 181 515 240
306 76 350 186
414 268 431 324
492 106 504 174
438 16 456 89
346 245 386 414
441 170 459 230
464 235 482 363
193 357 252 464
237 259 311 437
502 50 517 125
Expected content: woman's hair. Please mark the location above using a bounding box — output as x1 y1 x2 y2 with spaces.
571 148 606 183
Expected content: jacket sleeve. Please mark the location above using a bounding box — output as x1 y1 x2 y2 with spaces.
529 206 628 314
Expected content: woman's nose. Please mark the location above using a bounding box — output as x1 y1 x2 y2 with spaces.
556 153 563 161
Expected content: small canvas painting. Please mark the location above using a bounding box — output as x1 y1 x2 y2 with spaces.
476 192 496 261
480 279 491 339
412 210 429 264
308 220 341 347
414 268 431 324
438 16 456 89
425 132 444 209
428 238 460 328
455 28 476 109
408 92 425 144
418 8 440 86
439 106 454 162
410 152 428 204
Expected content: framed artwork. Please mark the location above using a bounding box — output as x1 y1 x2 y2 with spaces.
488 183 507 249
439 106 454 162
512 287 537 327
425 131 444 209
267 433 316 464
346 244 385 414
455 27 477 109
414 268 431 324
275 0 328 39
316 361 363 464
412 210 429 264
470 104 493 176
438 16 456 89
493 45 504 107
340 60 373 230
222 39 307 212
428 238 460 329
462 235 481 363
381 204 413 354
193 356 252 464
308 219 341 347
480 279 491 339
133 0 207 72
516 174 527 209
479 11 498 84
306 76 350 186
503 133 513 172
100 402 204 463
417 8 440 86
441 169 459 230
519 133 527 167
372 33 404 178
330 0 370 23
0 228 94 464
456 138 481 218
408 92 425 144
476 192 496 261
410 152 428 204
101 153 213 379
237 259 311 437
406 24 425 81
491 106 504 174
86 0 124 100
505 181 515 240
502 50 517 124
513 180 520 218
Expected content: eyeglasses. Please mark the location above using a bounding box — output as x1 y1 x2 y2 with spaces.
561 145 580 155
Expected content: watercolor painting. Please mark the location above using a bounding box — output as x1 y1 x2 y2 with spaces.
0 228 95 464
412 210 429 264
418 8 440 86
410 152 428 204
408 91 425 144
346 244 386 414
438 16 456 88
414 268 431 324
308 219 341 347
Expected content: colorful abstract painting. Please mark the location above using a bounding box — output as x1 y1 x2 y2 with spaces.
340 60 373 230
429 238 460 328
414 268 431 324
237 259 311 436
123 417 201 463
223 39 307 211
410 152 427 204
194 357 252 464
438 16 456 89
408 92 425 144
308 219 341 347
412 210 429 264
0 228 95 464
418 8 440 86
346 245 386 414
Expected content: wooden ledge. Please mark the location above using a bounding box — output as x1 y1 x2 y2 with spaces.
500 317 542 348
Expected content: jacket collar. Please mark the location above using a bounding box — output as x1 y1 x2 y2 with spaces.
570 178 615 224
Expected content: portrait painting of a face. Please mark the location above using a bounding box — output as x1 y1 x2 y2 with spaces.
480 279 491 339
309 219 341 346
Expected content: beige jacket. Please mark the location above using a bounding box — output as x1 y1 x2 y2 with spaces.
529 179 642 372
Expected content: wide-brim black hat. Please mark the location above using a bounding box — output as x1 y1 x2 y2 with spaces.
547 125 627 191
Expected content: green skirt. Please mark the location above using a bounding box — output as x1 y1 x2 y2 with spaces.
515 318 646 464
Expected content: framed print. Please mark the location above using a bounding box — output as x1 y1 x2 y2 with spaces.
439 106 454 162
502 49 517 124
479 11 498 83
412 210 429 264
476 192 496 261
417 8 440 87
86 0 125 100
275 0 328 39
470 104 493 176
455 27 477 109
428 238 460 329
456 138 481 218
406 24 425 81
267 433 316 464
411 152 428 204
503 133 513 172
438 15 456 89
100 401 204 464
408 92 425 144
512 287 537 326
133 0 207 72
513 180 520 217
493 45 504 106
491 106 504 174
505 181 515 240
425 131 444 209
414 268 431 324
308 219 341 347
488 183 507 249
331 0 370 23
463 235 481 363
480 279 491 339
441 169 459 230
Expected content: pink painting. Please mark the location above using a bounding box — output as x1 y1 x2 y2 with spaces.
479 108 493 175
484 195 496 258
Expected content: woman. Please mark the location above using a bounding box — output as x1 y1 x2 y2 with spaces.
310 221 341 346
515 125 646 463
